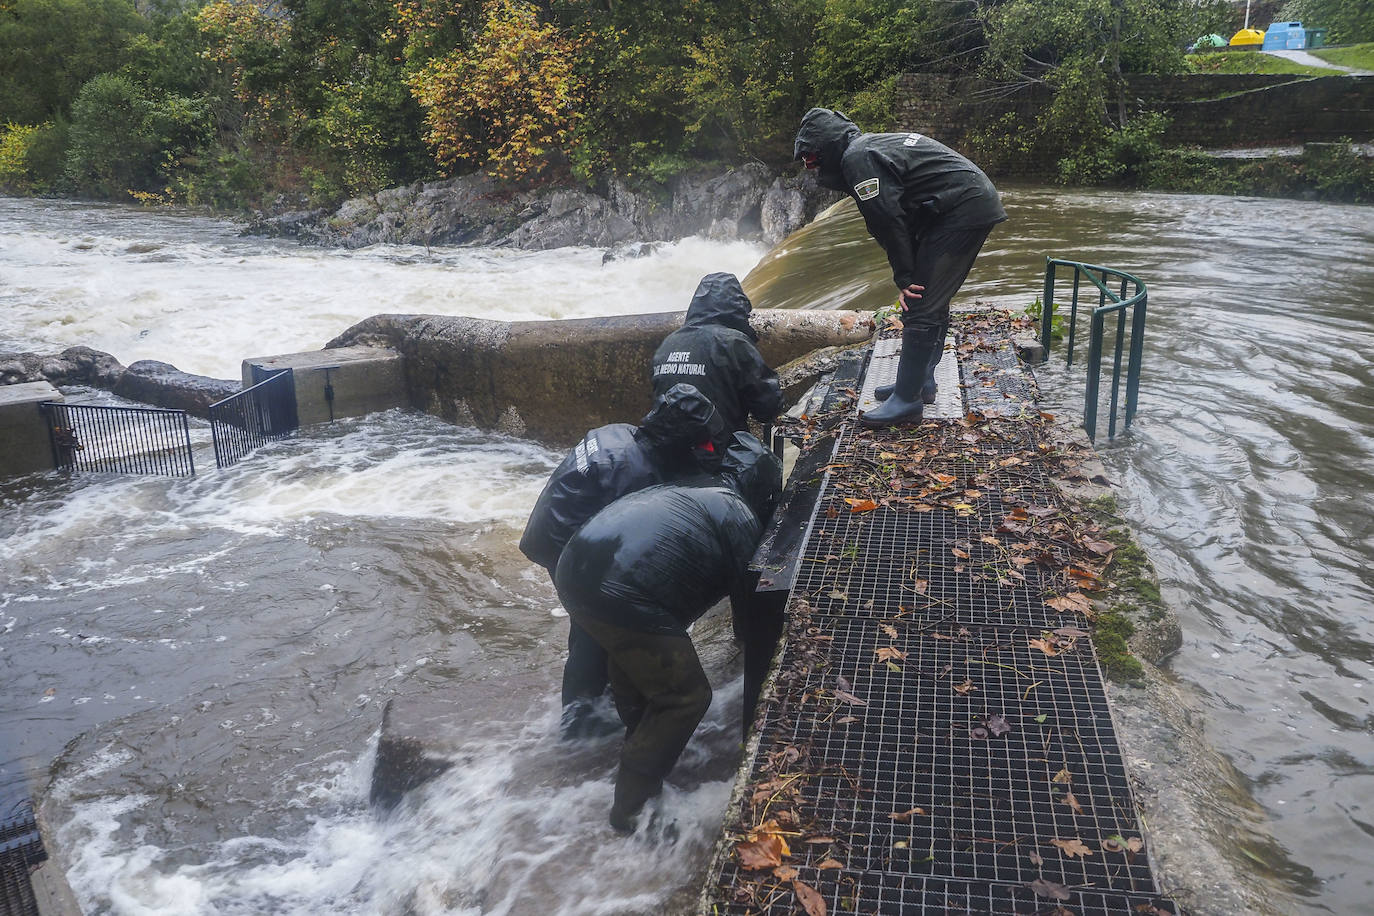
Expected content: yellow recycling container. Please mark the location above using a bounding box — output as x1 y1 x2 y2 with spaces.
1229 28 1265 46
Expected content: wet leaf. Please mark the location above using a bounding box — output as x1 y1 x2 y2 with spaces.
1028 850 1044 866
829 589 848 601
845 498 878 513
1050 837 1093 858
834 688 867 706
804 836 836 844
773 865 799 880
1046 592 1093 616
986 714 1011 736
826 505 840 519
980 536 1001 546
1029 637 1061 657
911 578 929 595
1052 768 1073 784
886 661 903 673
1082 537 1116 556
1054 625 1091 638
817 857 844 870
1029 878 1071 901
889 807 926 822
951 547 969 559
836 716 859 725
876 646 906 662
792 880 827 916
953 679 978 695
737 833 789 870
880 624 899 639
932 472 958 486
1062 792 1083 814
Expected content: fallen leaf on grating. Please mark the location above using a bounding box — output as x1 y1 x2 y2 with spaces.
1050 837 1093 858
792 880 827 916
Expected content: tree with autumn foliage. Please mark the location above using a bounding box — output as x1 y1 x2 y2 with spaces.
407 0 582 183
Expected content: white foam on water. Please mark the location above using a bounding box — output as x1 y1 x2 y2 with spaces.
0 413 558 596
57 688 742 916
1 200 765 378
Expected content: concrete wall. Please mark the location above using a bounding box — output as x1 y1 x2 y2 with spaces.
241 345 408 428
328 309 873 446
0 381 61 477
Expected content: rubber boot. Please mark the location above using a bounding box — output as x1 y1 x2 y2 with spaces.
860 327 939 427
874 323 946 405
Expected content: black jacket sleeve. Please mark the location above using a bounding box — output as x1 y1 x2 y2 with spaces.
731 337 783 423
844 148 923 293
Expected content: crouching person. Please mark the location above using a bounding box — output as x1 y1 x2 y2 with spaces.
520 384 726 739
553 432 782 833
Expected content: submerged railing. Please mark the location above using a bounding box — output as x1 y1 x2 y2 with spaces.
208 369 298 469
41 402 195 477
1040 257 1147 441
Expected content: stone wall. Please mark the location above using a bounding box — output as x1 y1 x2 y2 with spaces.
892 72 1374 177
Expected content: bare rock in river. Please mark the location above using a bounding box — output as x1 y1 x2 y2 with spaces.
0 346 125 388
246 166 839 250
113 361 240 416
1 347 239 418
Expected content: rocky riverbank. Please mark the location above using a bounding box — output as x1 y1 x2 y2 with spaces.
244 163 840 250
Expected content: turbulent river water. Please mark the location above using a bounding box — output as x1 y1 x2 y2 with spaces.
1 190 1372 915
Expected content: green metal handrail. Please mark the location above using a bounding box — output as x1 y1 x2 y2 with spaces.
1039 257 1147 441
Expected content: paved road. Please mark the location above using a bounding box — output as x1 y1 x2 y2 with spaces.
1263 48 1374 75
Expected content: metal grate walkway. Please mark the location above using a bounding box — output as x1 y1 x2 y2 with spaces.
0 795 44 916
705 314 1175 915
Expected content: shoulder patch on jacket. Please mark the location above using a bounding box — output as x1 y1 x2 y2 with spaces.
902 132 925 147
854 177 880 200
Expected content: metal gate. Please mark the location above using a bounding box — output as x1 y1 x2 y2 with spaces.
41 402 195 477
208 368 298 469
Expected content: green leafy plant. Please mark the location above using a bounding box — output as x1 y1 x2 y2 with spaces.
1024 297 1065 344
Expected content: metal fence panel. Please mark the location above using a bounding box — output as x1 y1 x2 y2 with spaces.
41 402 195 477
208 369 298 469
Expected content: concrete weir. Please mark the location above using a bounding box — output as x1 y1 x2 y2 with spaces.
326 309 874 445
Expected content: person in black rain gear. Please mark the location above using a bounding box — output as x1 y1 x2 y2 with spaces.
794 108 1007 427
520 383 726 738
553 432 783 833
652 272 783 434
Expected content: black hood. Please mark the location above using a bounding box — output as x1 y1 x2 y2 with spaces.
720 431 782 523
683 272 756 340
639 383 727 470
794 107 861 193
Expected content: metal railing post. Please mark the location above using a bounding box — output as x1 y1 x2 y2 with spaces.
1040 258 1055 360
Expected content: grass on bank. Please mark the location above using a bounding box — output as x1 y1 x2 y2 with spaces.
1185 50 1332 76
1311 42 1374 70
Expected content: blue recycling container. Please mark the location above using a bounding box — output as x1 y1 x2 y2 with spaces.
1262 21 1310 50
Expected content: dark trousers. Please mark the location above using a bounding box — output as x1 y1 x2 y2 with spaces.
900 224 994 332
562 620 610 706
550 567 609 707
572 613 712 820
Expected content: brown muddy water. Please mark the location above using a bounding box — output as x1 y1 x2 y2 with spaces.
2 190 1372 913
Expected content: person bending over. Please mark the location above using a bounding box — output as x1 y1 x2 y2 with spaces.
553 432 782 832
794 107 1006 427
520 383 725 738
652 272 783 434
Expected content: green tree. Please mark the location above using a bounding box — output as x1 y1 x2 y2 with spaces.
64 72 158 196
1281 0 1374 43
978 0 1201 146
0 0 148 125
